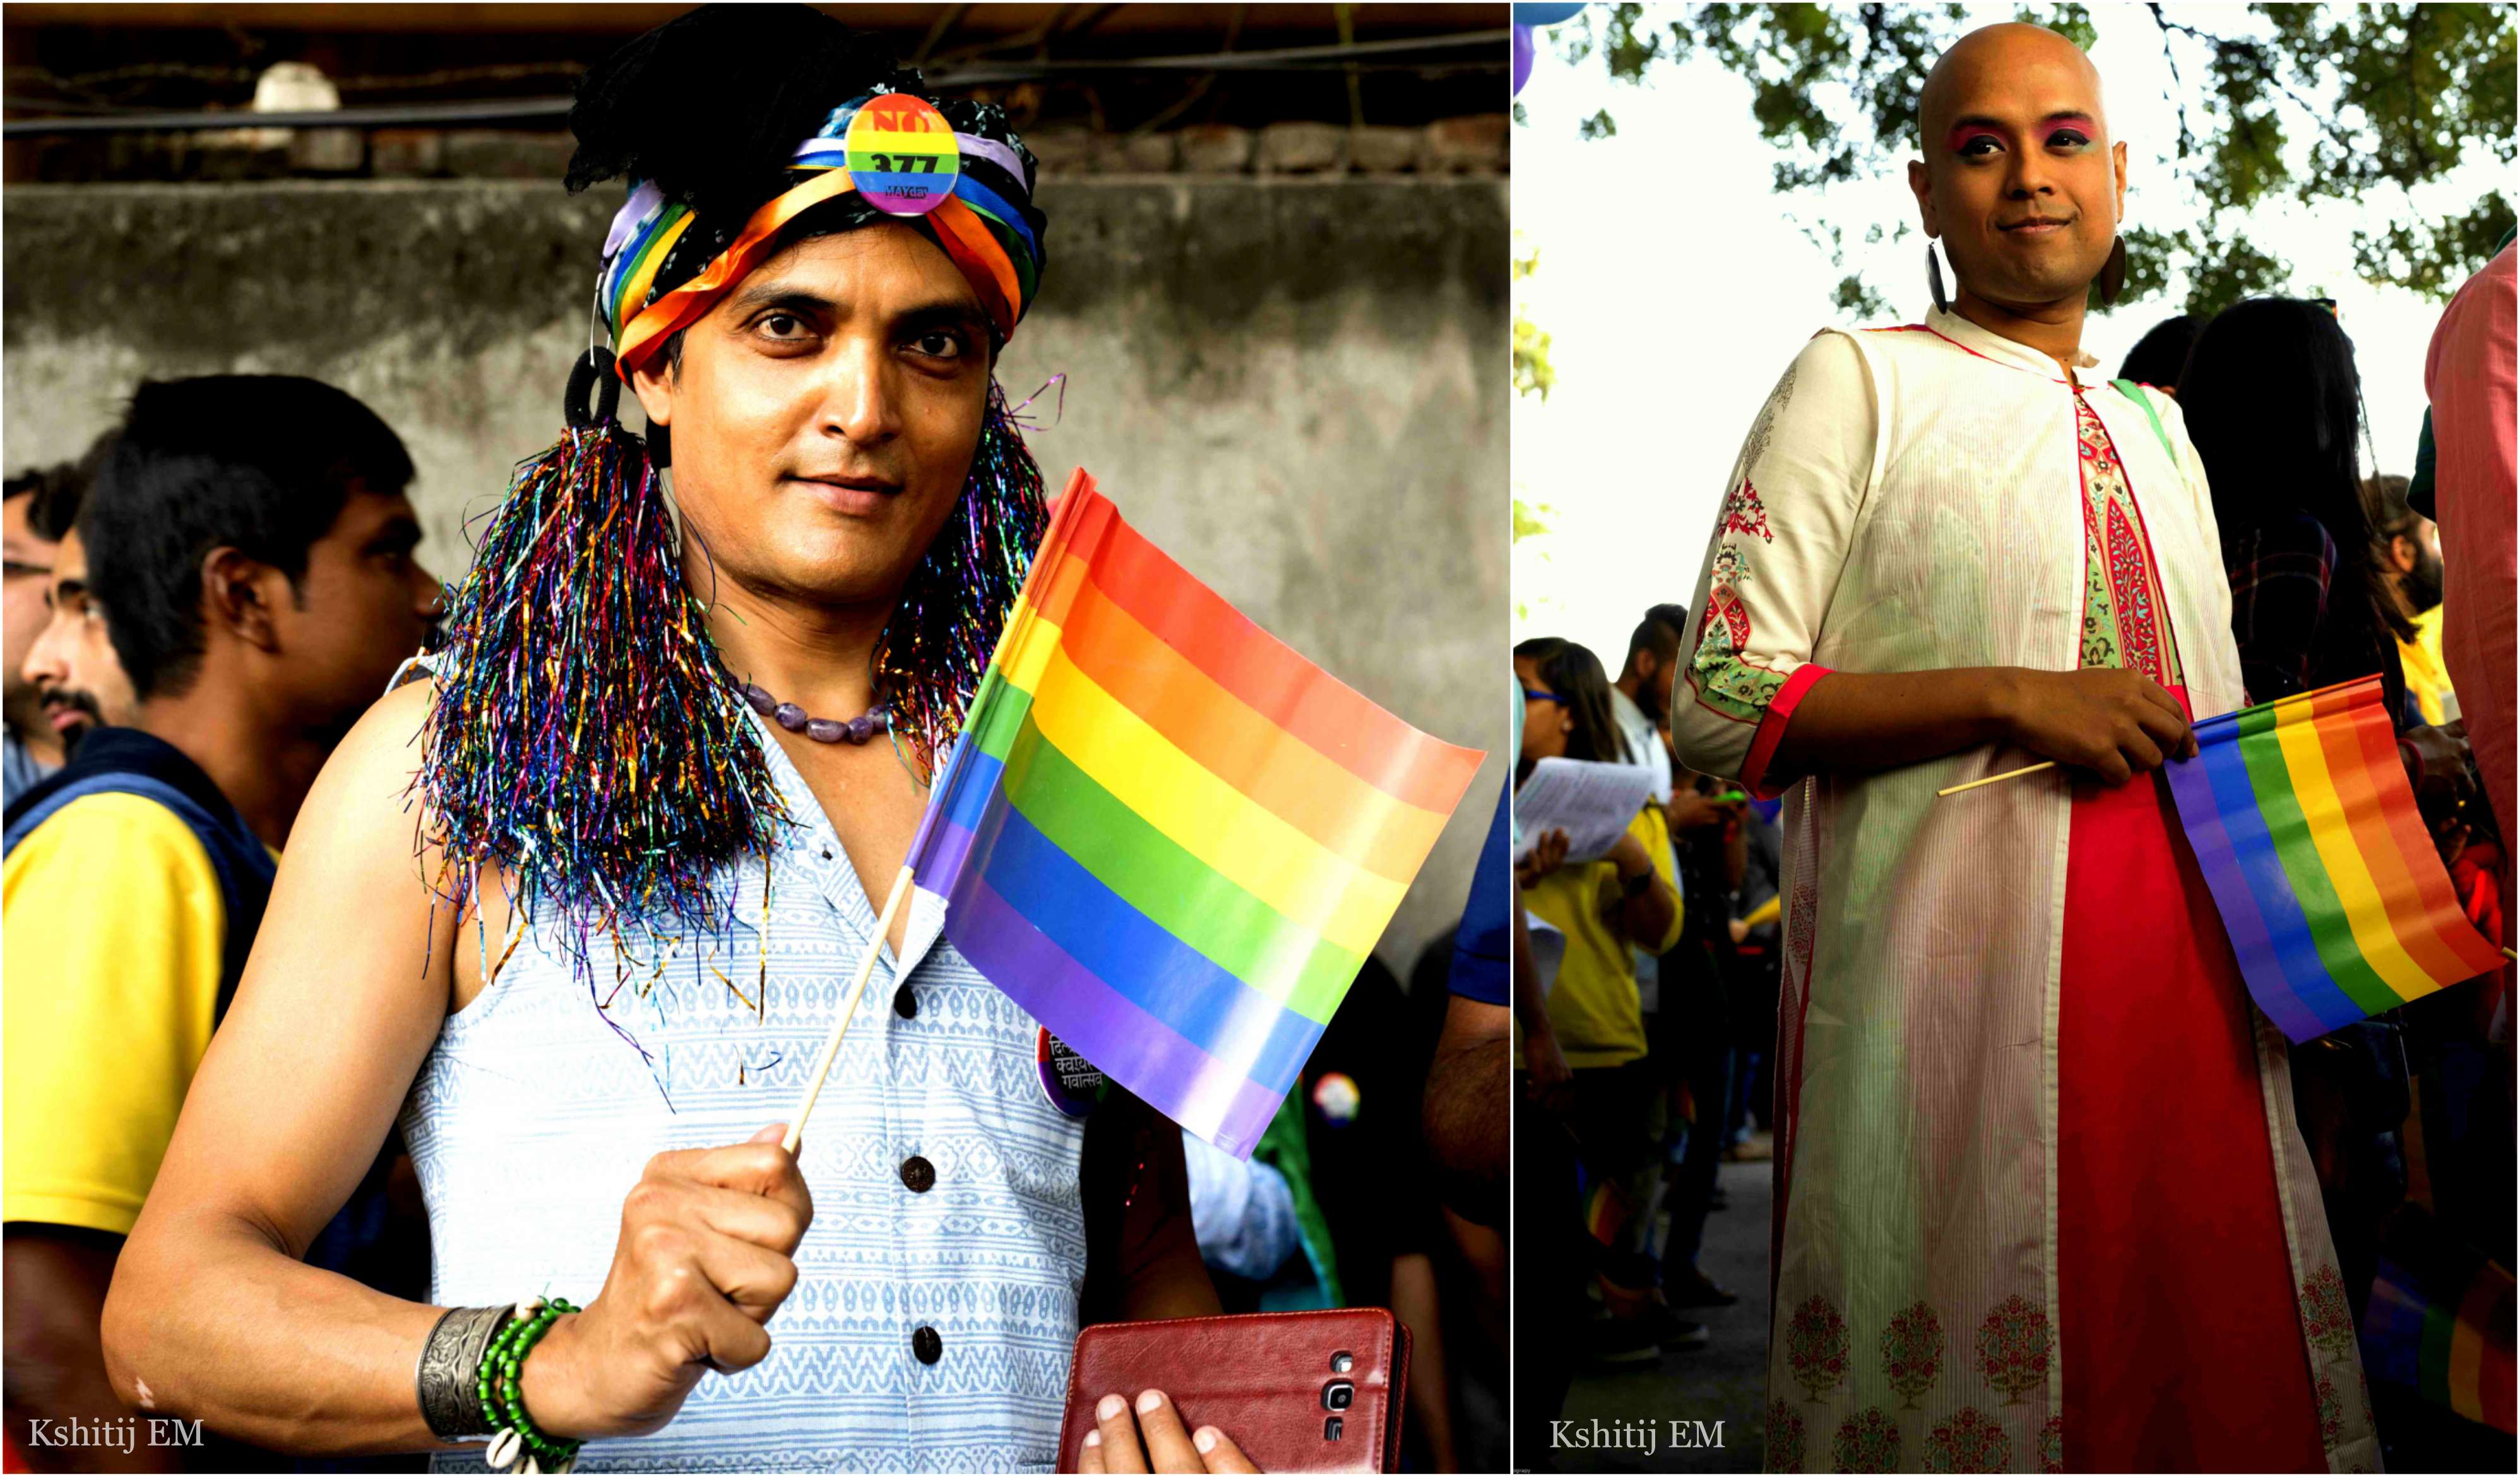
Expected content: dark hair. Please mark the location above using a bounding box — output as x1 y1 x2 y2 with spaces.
2180 299 2404 672
1514 636 1627 768
1626 610 1682 669
2117 314 2201 391
5 460 87 543
2363 473 2423 542
2362 473 2428 637
83 376 413 700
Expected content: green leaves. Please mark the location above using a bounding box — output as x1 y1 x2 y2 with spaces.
1513 246 1557 402
1550 1 2514 310
2355 195 2520 299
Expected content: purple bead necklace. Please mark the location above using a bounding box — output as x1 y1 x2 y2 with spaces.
741 682 892 745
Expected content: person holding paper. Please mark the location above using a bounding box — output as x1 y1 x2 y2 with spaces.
1513 637 1686 1364
102 9 1226 1472
1669 23 2370 1470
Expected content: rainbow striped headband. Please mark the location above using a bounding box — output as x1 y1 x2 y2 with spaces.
598 91 1042 378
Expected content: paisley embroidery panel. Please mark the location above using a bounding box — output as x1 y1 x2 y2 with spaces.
1689 530 1788 723
2072 390 2179 686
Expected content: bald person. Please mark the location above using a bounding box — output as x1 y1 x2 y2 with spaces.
1668 24 2372 1473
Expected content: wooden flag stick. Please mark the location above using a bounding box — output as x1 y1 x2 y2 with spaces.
1937 761 2057 798
1939 679 2383 800
783 863 915 1156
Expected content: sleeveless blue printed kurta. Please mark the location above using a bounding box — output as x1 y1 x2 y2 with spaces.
403 712 1088 1472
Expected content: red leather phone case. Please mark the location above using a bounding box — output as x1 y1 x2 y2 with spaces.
1059 1308 1412 1473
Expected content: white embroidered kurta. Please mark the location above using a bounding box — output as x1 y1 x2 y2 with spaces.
1671 309 2379 1474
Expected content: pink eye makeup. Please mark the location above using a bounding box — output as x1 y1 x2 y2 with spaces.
2040 114 2098 148
1946 114 2101 157
1946 124 2007 157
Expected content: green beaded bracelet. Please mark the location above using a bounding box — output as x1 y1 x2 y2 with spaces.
475 1296 583 1474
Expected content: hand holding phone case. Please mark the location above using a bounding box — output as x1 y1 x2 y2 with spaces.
1059 1308 1412 1473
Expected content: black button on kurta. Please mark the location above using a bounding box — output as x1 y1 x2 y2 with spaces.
893 984 917 1019
900 1155 936 1193
912 1326 942 1365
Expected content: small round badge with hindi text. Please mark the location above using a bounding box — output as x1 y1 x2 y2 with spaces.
845 93 960 217
1037 1027 1104 1118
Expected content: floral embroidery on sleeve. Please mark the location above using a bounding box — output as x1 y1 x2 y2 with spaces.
1687 359 1805 725
1723 480 1776 543
1690 535 1790 723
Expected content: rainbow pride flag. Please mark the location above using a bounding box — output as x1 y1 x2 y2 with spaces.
2362 1207 2516 1435
2165 675 2505 1043
907 470 1484 1156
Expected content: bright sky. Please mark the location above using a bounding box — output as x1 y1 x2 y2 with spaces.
1511 1 2509 663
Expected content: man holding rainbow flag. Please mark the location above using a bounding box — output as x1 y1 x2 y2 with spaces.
1669 24 2498 1472
99 8 1476 1474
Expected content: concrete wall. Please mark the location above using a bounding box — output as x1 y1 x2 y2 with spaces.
1 177 1508 977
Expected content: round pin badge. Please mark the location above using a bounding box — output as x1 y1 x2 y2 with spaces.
1036 1027 1104 1118
844 93 961 217
1311 1071 1362 1128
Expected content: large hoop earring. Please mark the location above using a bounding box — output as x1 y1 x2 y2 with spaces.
2099 235 2129 307
1925 240 1950 314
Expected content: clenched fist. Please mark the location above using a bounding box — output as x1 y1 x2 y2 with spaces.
1997 667 2196 786
521 1123 814 1440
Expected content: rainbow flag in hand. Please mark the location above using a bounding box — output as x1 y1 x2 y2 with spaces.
2362 1206 2516 1435
908 470 1484 1156
2165 675 2505 1043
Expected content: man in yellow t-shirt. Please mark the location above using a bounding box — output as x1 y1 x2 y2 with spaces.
2 375 441 1459
6 787 239 1238
2367 472 2459 723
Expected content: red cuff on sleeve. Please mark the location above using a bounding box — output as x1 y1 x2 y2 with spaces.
1739 665 1833 800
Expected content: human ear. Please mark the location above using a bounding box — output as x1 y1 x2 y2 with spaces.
1907 158 1938 237
201 547 283 652
629 354 676 430
2111 139 2129 223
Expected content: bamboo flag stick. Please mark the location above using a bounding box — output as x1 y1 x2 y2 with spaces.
783 863 915 1156
1943 682 2385 798
1937 761 2057 797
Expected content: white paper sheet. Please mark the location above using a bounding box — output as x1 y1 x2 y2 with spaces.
1510 757 1658 865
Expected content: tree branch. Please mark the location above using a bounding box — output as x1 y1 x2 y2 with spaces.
2143 3 2197 161
2153 11 2357 169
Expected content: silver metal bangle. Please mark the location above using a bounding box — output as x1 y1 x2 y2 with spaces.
416 1303 513 1441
